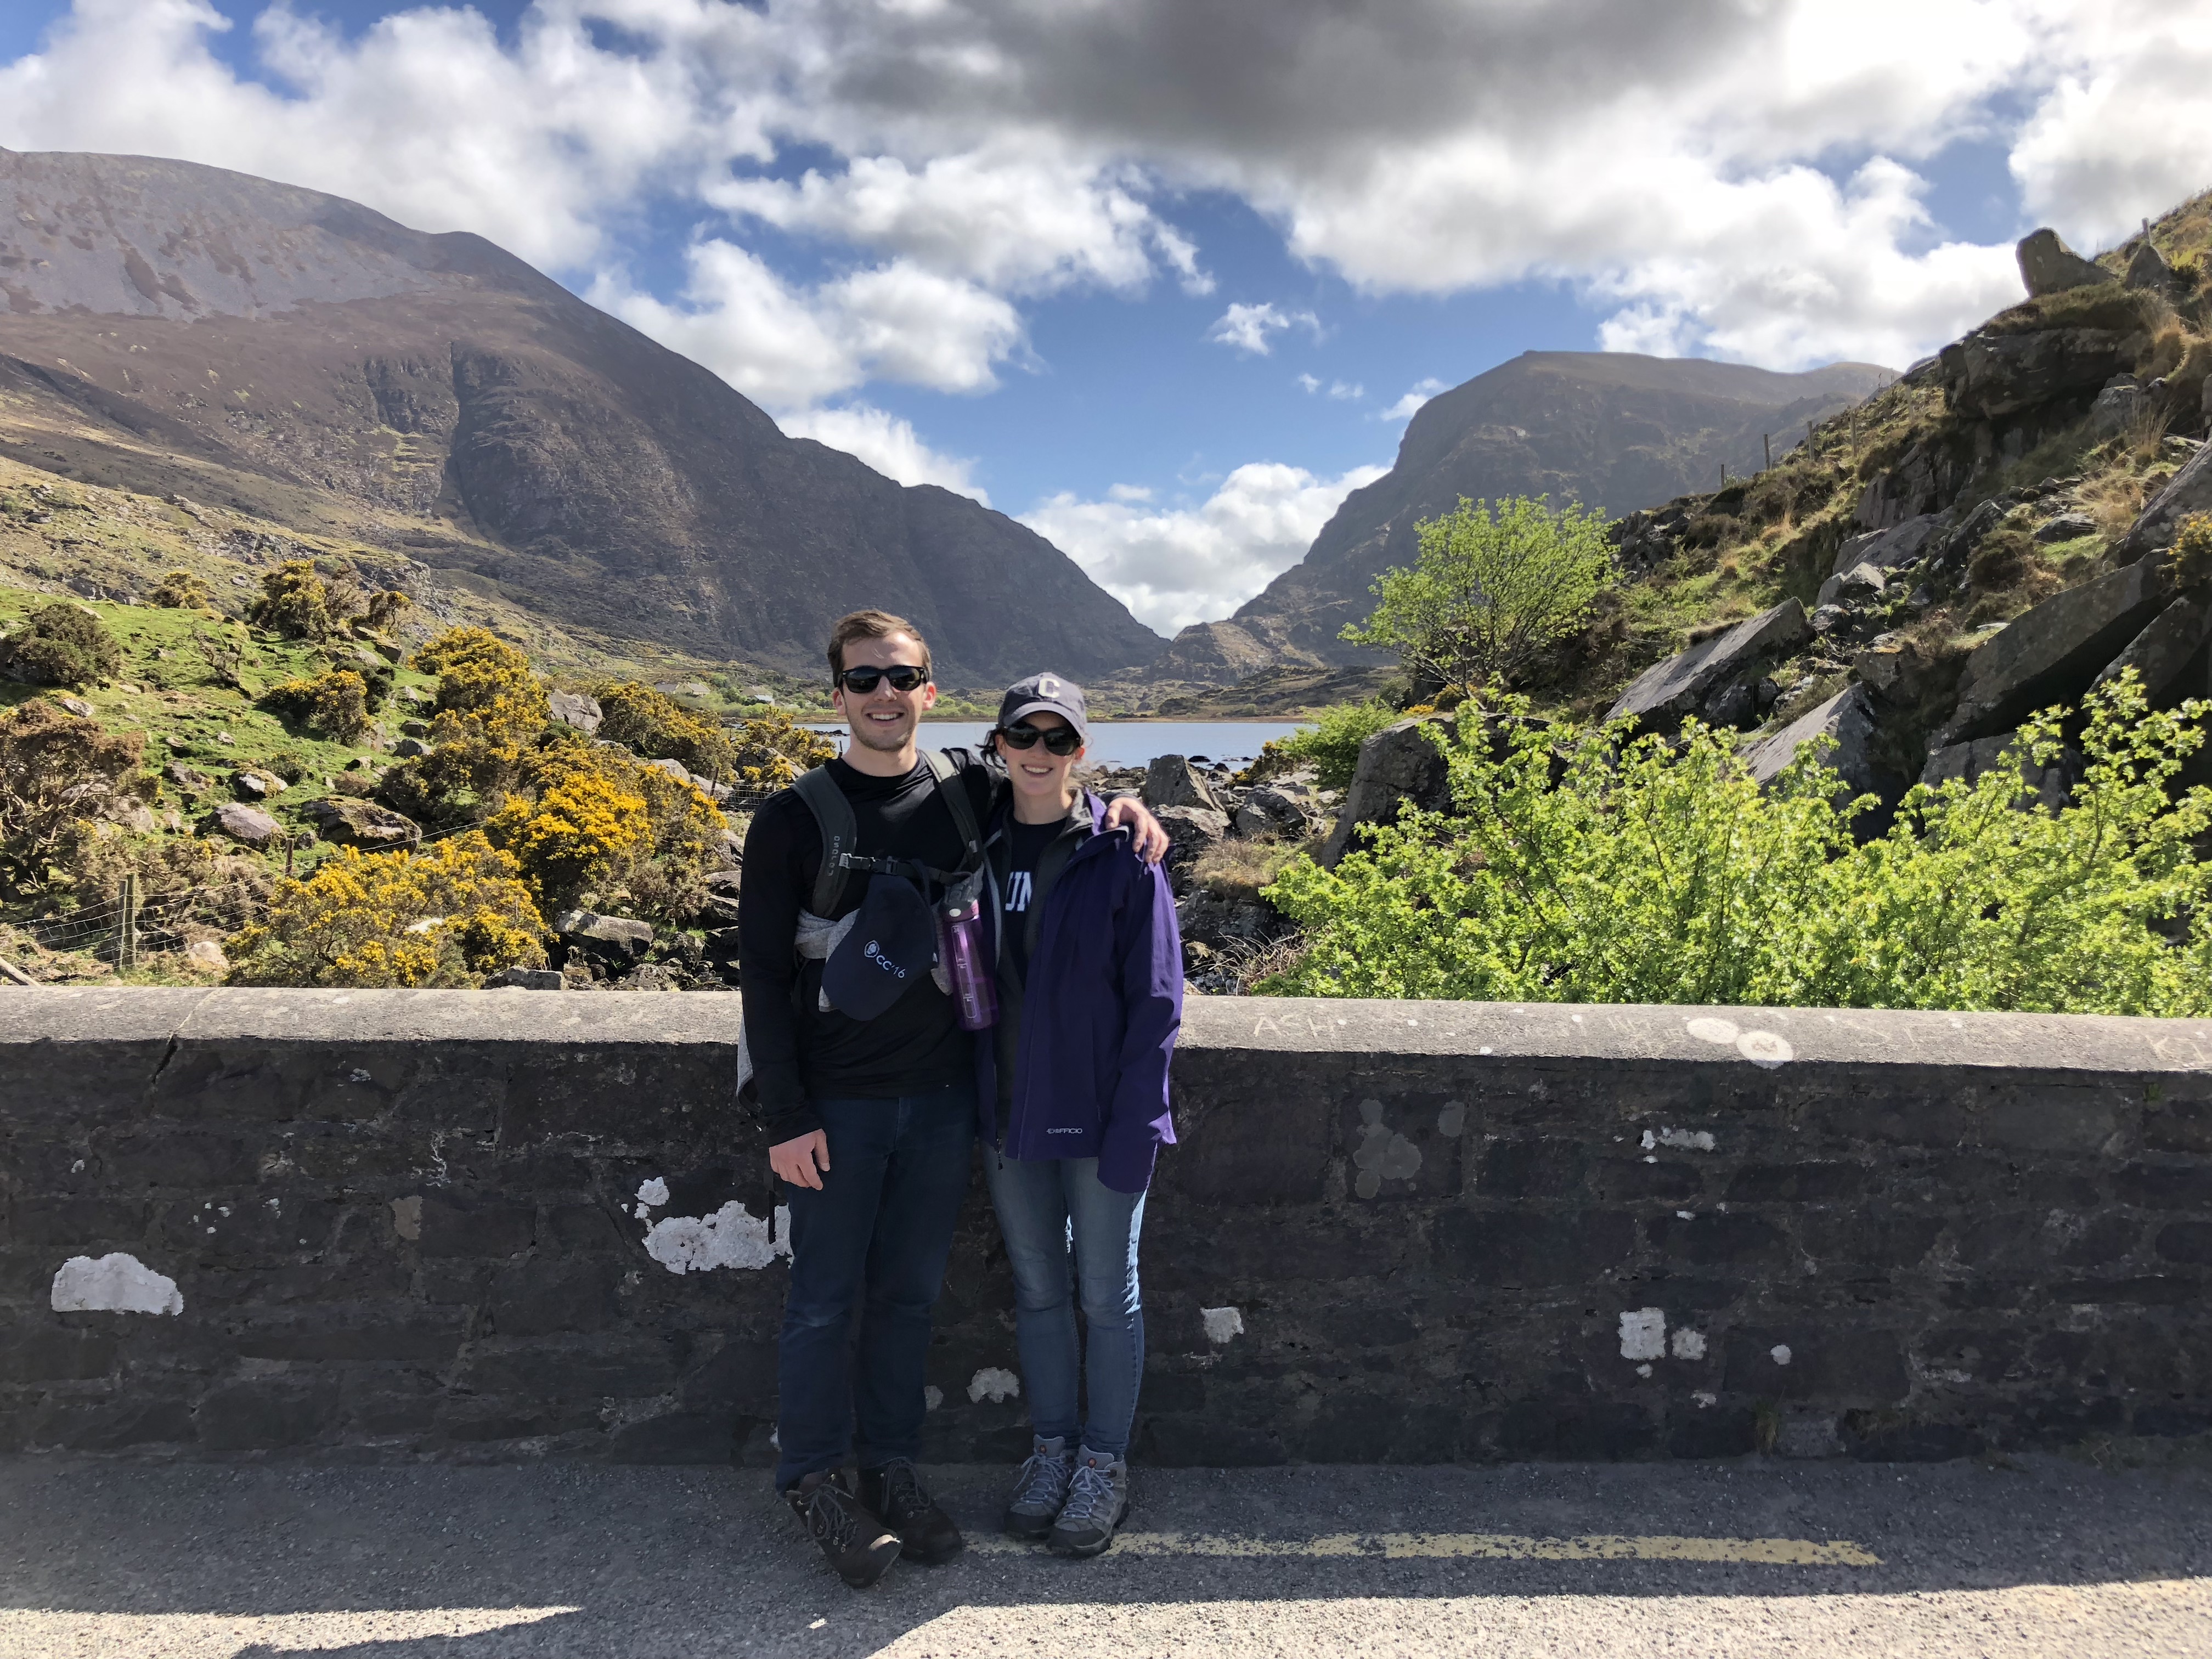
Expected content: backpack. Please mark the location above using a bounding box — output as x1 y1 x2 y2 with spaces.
790 748 986 915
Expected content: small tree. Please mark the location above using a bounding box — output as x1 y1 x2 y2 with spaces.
1341 495 1613 693
364 589 412 631
1 603 123 688
0 701 149 897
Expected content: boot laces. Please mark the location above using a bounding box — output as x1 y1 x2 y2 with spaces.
1013 1447 1071 1510
804 1483 859 1552
1059 1459 1116 1524
876 1457 930 1523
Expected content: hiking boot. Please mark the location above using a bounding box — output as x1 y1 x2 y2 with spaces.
857 1457 965 1565
786 1470 902 1588
1003 1435 1074 1540
1047 1448 1130 1559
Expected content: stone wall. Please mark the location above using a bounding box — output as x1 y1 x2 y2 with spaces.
3 989 2209 1464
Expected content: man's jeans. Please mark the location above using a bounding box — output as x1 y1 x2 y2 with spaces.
774 1083 976 1492
983 1151 1147 1459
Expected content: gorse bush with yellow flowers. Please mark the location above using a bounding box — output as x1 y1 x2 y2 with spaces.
226 832 547 988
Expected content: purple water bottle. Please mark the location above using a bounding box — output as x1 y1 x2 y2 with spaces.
936 885 997 1032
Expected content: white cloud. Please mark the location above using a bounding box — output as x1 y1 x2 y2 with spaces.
779 404 990 502
1206 302 1321 357
1380 378 1448 422
1024 461 1388 634
1328 380 1363 401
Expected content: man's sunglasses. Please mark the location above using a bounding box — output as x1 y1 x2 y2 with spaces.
997 722 1082 756
835 664 930 695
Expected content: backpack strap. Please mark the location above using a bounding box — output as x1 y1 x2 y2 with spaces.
922 749 986 871
791 750 985 917
791 765 857 917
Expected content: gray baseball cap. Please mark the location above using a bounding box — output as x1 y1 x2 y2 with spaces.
996 672 1089 742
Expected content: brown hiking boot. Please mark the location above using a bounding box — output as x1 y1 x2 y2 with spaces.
786 1470 902 1588
858 1458 966 1564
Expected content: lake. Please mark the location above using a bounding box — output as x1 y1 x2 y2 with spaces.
807 719 1313 770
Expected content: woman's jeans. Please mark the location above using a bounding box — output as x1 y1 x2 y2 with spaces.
775 1084 976 1492
983 1150 1147 1459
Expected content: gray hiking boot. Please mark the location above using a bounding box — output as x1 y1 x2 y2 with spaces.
1003 1434 1074 1539
1047 1448 1130 1558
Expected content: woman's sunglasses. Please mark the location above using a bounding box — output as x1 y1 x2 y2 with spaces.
835 664 930 694
997 722 1082 756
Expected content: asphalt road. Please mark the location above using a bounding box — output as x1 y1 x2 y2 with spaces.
4 1452 2210 1657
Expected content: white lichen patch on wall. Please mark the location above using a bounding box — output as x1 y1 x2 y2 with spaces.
1670 1328 1708 1361
50 1253 182 1316
641 1201 789 1273
1618 1307 1666 1361
968 1367 1021 1403
1201 1306 1245 1344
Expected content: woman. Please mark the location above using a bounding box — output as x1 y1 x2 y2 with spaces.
980 672 1182 1559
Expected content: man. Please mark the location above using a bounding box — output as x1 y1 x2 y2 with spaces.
738 610 1167 1589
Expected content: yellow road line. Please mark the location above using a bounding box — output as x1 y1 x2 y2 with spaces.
970 1532 1881 1566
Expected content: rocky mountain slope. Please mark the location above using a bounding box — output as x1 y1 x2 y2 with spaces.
0 147 1164 687
1148 352 1894 686
1514 205 2212 820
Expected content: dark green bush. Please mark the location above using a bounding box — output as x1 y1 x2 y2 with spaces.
0 603 122 687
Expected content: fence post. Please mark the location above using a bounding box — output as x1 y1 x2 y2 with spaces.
119 873 138 972
1763 432 1772 471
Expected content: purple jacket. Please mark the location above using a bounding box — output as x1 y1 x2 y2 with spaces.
978 791 1182 1194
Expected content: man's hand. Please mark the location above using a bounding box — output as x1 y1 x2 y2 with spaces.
1104 794 1170 864
770 1130 831 1190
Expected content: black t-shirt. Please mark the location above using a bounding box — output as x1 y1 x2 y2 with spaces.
998 817 1060 986
738 751 998 1141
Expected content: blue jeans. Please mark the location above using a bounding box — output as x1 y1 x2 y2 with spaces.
774 1084 976 1491
984 1151 1147 1459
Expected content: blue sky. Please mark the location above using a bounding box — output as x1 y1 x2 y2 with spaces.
4 1 2207 634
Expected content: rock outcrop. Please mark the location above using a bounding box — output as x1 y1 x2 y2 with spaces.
1940 558 2171 745
1605 600 1810 735
1318 716 1454 867
2015 228 2111 297
548 690 602 735
208 802 282 847
2113 444 2212 566
1143 754 1223 814
301 797 420 850
1939 326 2142 421
1739 685 1883 799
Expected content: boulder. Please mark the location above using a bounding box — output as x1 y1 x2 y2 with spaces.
1155 804 1230 893
183 939 228 977
2034 510 2100 543
391 737 430 758
653 680 712 702
1143 754 1222 813
1829 513 1942 579
1605 600 1812 734
548 690 602 735
1939 557 2171 744
702 868 742 895
301 796 420 850
232 769 283 800
399 719 431 738
486 966 565 990
2093 594 2212 707
1815 562 1887 609
209 802 283 847
2087 375 2145 439
55 696 94 719
1939 328 2140 421
702 926 742 963
1739 685 1882 798
697 890 742 927
1233 785 1314 840
1922 731 2078 813
165 761 210 791
2125 240 2174 293
2015 228 2111 297
1317 716 1453 867
1810 604 1850 635
2113 443 2212 566
555 909 654 966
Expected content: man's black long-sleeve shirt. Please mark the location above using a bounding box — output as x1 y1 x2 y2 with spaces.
738 750 1000 1145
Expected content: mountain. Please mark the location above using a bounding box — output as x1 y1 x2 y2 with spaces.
1152 352 1896 683
0 147 1165 686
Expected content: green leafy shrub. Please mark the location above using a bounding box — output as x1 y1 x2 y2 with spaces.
1341 495 1615 693
2173 512 2212 590
262 670 371 742
1239 699 1403 791
0 603 122 687
0 699 149 898
1262 673 2212 1017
